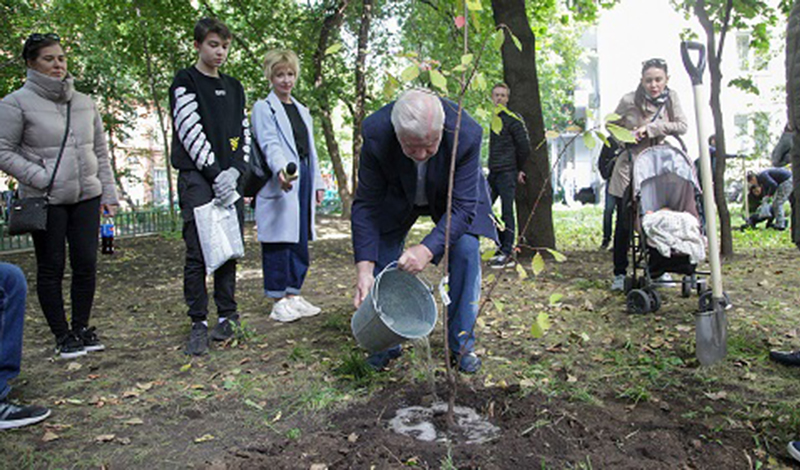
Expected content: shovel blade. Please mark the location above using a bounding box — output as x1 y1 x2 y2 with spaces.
696 307 727 366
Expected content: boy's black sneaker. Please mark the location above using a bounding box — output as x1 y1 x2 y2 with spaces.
769 350 800 367
0 400 51 430
76 326 105 352
185 322 209 356
789 441 800 463
489 254 515 269
55 333 87 359
210 314 240 342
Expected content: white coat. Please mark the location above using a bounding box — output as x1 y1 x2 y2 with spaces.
252 91 324 243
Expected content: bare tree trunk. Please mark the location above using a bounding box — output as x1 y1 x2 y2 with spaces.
311 0 353 217
695 0 733 257
352 0 372 195
139 17 175 224
491 0 555 253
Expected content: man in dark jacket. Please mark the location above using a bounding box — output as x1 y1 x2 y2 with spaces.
351 89 497 374
486 83 530 268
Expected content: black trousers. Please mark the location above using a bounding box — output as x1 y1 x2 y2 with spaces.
487 170 517 255
613 192 632 276
178 170 243 322
32 196 100 339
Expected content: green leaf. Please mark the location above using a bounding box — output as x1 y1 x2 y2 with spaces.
466 0 482 11
492 299 504 314
531 252 545 275
430 69 447 92
493 30 505 50
325 43 343 55
607 123 636 144
400 64 420 82
383 73 399 100
604 112 621 123
180 363 192 372
545 248 567 262
595 131 610 148
481 250 495 261
491 115 503 135
511 32 522 51
485 273 496 284
530 312 551 339
582 132 596 150
548 293 563 306
516 263 528 280
461 53 474 66
451 64 467 73
244 399 264 410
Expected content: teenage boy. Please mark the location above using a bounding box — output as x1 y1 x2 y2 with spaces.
169 18 250 355
0 263 51 429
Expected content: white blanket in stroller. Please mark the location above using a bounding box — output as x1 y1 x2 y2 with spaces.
642 211 706 264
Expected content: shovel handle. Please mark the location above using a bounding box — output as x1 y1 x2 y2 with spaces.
681 41 706 86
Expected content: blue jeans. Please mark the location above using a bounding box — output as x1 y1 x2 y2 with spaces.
262 158 312 298
374 230 481 355
0 263 26 401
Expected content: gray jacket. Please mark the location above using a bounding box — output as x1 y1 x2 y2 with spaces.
0 69 118 206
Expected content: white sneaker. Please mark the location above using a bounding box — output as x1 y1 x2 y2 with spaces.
290 296 321 317
611 274 625 291
269 298 302 323
655 273 674 287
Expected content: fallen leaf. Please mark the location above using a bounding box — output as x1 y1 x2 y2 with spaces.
566 374 578 383
117 437 132 445
194 434 215 443
704 391 727 401
95 434 116 443
123 418 144 426
66 362 82 372
136 382 154 391
42 431 60 442
347 433 359 443
519 378 535 388
180 363 192 372
122 390 140 398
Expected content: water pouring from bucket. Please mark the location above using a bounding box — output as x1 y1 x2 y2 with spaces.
351 262 438 353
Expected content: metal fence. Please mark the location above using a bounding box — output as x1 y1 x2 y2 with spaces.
0 206 256 253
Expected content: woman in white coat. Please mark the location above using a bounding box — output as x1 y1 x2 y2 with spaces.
252 49 325 322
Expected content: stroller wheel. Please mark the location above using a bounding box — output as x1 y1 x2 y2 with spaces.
681 276 692 298
627 289 651 314
645 287 662 312
698 291 732 312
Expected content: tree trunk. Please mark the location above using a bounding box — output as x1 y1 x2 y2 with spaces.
786 0 800 246
311 0 353 217
105 121 137 209
696 0 733 256
352 0 372 195
491 0 555 253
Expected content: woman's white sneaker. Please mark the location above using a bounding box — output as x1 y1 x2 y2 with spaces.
290 296 321 317
269 298 302 323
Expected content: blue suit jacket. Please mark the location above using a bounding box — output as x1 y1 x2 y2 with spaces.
351 98 497 263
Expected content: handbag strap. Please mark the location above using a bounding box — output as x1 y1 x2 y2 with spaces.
45 101 71 197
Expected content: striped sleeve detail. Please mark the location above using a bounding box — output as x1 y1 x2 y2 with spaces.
242 110 251 162
173 86 215 169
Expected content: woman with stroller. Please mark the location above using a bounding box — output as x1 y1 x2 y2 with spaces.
608 58 688 291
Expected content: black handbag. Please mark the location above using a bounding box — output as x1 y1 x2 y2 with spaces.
7 101 71 236
242 132 272 198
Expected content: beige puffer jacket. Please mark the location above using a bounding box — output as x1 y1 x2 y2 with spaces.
0 69 118 206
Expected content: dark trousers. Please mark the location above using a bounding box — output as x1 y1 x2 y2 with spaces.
602 185 617 244
487 170 516 255
262 158 312 298
178 170 243 322
0 263 26 400
32 196 100 339
613 192 632 276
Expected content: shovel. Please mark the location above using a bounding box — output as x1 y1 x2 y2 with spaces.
681 41 728 366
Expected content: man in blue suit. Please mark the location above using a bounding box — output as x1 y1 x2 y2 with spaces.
351 89 497 374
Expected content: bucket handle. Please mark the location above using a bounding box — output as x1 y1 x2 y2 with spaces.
371 261 434 316
681 41 706 86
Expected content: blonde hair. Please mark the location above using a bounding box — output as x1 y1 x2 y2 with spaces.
263 49 300 80
391 89 445 140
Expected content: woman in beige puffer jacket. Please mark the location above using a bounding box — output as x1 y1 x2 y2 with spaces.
0 34 118 359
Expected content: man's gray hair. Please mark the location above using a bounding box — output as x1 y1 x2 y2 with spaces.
391 89 445 139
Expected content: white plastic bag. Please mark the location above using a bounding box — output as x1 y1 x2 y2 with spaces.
193 201 244 275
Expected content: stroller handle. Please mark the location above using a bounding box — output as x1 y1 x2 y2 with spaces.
681 41 706 86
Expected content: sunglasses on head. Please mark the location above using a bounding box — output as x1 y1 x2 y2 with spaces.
26 33 60 43
642 58 667 69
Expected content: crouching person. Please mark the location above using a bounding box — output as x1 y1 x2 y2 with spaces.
351 89 497 374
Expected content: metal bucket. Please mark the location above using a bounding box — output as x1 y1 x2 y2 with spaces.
351 264 438 353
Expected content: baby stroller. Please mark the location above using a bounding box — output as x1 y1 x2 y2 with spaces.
624 143 710 314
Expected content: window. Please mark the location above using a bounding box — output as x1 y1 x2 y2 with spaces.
736 33 750 71
152 168 169 207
